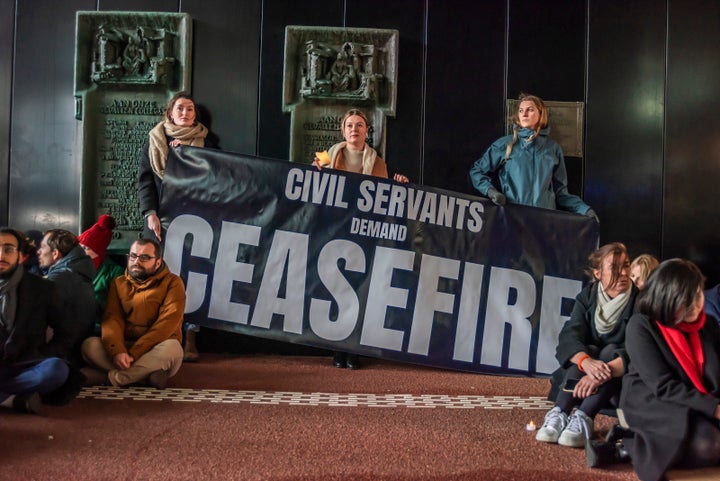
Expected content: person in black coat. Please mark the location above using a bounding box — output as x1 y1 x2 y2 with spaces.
137 92 216 362
536 242 638 448
0 228 69 414
611 259 720 481
36 229 97 365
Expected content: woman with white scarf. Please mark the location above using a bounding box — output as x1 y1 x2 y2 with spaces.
137 91 213 363
535 242 638 448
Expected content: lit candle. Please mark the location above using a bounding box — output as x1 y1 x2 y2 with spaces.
525 420 536 431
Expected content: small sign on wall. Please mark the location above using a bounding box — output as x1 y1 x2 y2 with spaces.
506 100 585 158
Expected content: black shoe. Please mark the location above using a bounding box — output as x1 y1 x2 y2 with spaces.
346 354 360 370
586 439 630 468
13 392 44 415
604 424 634 443
332 352 346 368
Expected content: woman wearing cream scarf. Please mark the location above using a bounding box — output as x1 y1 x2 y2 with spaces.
137 91 210 243
536 242 638 449
313 108 409 369
137 92 211 363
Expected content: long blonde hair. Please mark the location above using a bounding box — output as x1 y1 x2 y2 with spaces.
505 93 548 159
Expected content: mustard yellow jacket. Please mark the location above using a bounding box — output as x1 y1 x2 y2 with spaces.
101 263 185 359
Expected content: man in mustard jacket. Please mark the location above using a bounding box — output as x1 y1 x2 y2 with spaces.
80 238 185 389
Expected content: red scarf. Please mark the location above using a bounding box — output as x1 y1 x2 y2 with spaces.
656 311 707 394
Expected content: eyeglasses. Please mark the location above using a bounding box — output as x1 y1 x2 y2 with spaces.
1 244 19 255
127 253 157 262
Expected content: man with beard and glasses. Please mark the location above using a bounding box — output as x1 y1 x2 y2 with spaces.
0 227 69 414
80 238 185 389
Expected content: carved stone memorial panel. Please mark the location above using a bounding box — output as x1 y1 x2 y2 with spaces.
74 11 191 249
283 26 398 163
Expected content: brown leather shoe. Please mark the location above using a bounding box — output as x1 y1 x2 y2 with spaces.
79 367 109 387
148 370 168 389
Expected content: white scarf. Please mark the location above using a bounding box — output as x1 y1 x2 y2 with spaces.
594 282 630 334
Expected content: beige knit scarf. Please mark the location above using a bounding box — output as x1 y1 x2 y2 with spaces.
148 120 208 179
327 141 377 175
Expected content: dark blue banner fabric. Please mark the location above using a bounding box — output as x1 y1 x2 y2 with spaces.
162 146 599 377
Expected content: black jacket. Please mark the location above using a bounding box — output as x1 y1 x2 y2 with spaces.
548 282 639 400
620 313 720 481
41 244 97 363
1 270 56 366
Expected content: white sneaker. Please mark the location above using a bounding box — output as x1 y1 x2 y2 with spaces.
536 406 568 443
558 409 594 447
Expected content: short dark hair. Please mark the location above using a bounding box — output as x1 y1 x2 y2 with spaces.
638 258 706 326
0 227 27 253
43 229 79 257
132 238 162 258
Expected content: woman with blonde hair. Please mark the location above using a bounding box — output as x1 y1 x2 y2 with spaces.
469 93 597 220
314 108 408 368
629 254 659 290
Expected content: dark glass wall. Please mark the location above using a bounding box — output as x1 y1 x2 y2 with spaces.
3 0 720 285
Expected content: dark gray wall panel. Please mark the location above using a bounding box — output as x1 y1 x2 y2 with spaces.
0 0 15 225
10 0 96 231
425 0 505 194
508 0 586 199
345 0 425 184
508 0 585 101
257 0 344 161
183 0 261 155
586 0 665 260
665 0 720 284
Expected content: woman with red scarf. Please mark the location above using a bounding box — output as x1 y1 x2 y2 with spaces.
616 259 720 481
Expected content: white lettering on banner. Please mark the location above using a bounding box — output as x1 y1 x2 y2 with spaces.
407 254 461 355
479 267 537 371
359 247 414 351
537 276 582 374
356 180 485 233
164 214 214 313
284 167 349 208
349 217 407 241
250 230 308 334
453 262 485 362
165 215 583 371
309 240 365 341
209 221 261 324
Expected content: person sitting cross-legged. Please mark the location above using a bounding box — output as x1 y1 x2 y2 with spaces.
0 228 69 414
536 242 638 448
80 238 185 389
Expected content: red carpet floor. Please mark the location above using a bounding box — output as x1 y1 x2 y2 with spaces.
1 354 640 481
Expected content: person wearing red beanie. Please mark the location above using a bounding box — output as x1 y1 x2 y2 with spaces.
79 215 124 326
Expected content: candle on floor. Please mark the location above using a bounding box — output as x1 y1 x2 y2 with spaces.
525 420 536 431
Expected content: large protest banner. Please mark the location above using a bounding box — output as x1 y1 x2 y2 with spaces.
162 146 599 377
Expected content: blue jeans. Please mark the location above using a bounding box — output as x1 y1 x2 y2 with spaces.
0 358 69 402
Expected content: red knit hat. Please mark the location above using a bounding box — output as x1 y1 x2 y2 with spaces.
78 214 116 266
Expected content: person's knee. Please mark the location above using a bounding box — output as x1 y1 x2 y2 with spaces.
37 358 69 394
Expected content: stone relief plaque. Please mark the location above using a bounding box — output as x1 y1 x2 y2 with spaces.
74 11 191 249
283 26 398 163
506 100 585 157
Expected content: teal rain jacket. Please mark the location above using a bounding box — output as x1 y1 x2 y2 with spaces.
469 127 590 214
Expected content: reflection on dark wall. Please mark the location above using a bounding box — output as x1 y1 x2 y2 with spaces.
2 0 720 286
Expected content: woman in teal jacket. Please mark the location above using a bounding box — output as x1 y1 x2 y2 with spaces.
469 93 597 219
